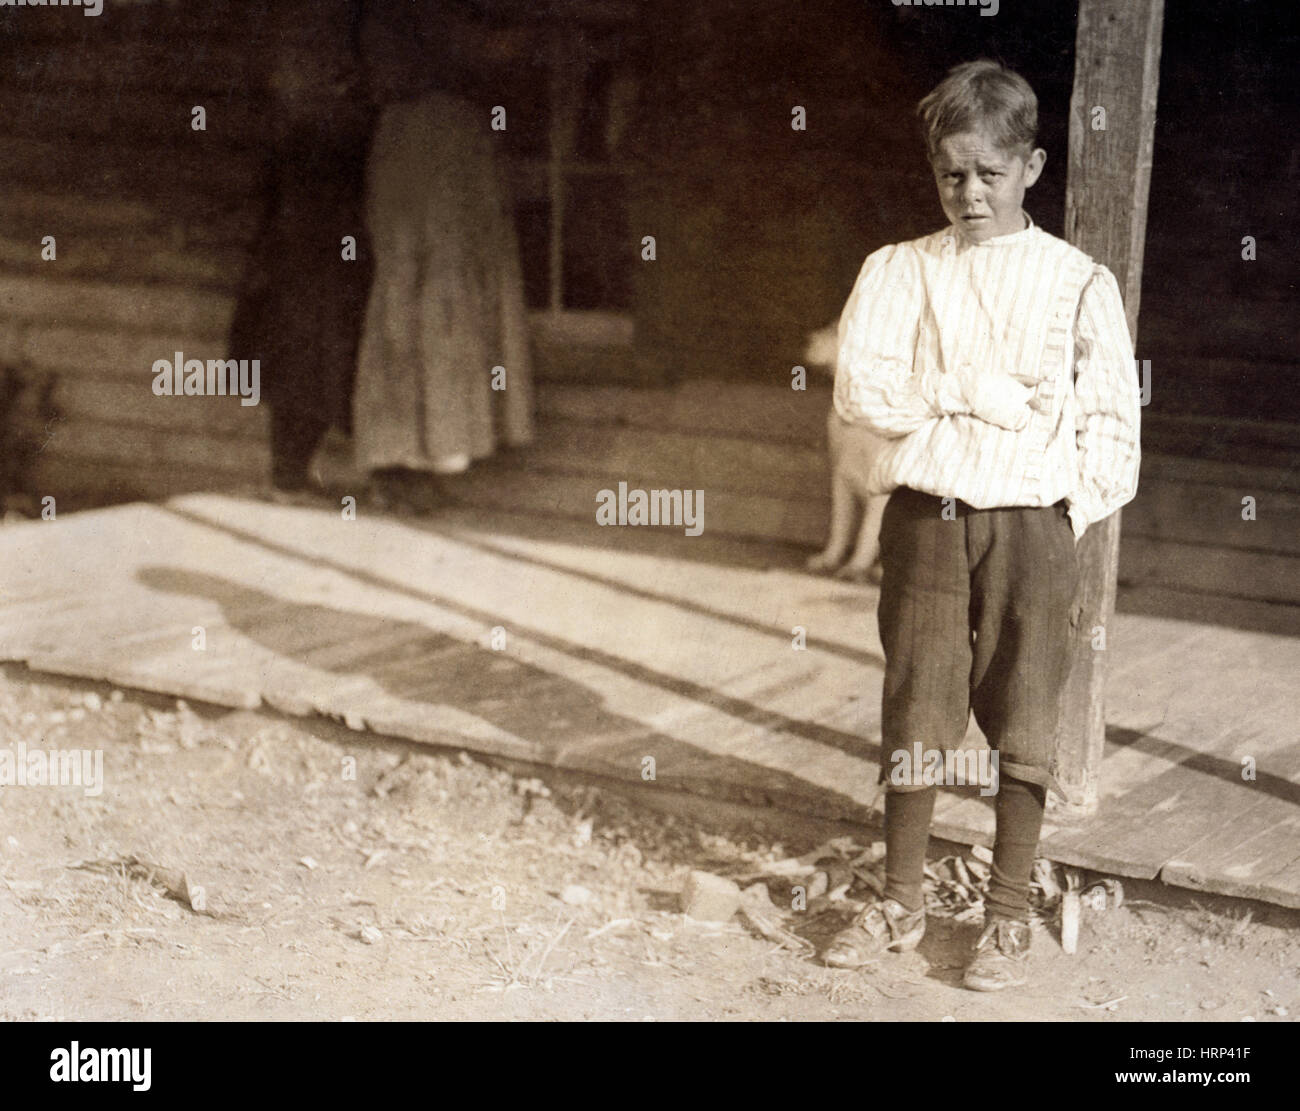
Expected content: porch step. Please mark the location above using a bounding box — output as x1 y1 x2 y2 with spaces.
452 383 1300 606
455 459 827 549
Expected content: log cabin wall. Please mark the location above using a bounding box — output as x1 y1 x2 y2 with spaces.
0 0 354 505
0 1 1294 611
1137 0 1300 430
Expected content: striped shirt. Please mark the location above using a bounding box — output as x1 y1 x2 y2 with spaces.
832 217 1141 537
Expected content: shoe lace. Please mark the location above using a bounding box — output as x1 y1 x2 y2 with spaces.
871 899 917 938
980 919 1028 954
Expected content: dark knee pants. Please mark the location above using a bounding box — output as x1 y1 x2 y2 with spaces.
876 487 1079 799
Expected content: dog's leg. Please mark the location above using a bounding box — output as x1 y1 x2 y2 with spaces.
807 471 859 574
835 493 888 584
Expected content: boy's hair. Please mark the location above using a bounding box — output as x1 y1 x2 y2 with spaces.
917 60 1038 160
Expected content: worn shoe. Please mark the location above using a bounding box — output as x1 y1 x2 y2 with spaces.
963 917 1031 991
822 898 926 968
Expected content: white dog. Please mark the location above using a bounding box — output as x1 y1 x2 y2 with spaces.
803 321 890 584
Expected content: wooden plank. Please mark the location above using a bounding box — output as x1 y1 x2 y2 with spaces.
0 595 149 658
452 464 829 547
0 187 262 247
24 652 263 713
1142 409 1300 462
1120 537 1300 606
0 234 246 292
13 378 269 438
1162 797 1300 909
163 495 884 810
210 598 413 664
0 85 268 152
0 276 234 338
1045 616 1300 875
1141 300 1299 361
1139 452 1300 495
2 496 1297 905
27 455 261 508
1043 735 1297 901
525 419 828 499
1122 481 1300 556
428 506 881 660
19 614 263 712
0 41 266 95
0 318 22 364
538 381 830 442
22 416 267 477
0 135 261 206
1115 585 1300 639
1057 0 1165 812
20 326 238 382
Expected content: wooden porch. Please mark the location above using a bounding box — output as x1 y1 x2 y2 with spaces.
2 491 1297 908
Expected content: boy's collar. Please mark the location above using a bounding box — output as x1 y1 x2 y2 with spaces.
951 211 1036 247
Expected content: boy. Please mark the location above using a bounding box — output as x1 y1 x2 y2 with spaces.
822 60 1140 990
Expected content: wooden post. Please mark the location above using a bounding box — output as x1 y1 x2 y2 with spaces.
1055 0 1164 815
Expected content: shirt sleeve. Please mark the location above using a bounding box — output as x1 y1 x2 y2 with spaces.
832 244 938 437
1066 265 1142 537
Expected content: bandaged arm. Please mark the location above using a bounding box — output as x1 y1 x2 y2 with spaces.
833 245 1033 436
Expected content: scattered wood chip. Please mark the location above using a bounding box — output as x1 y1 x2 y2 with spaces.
1080 995 1127 1010
738 908 815 956
1032 858 1062 902
852 865 885 897
70 855 218 917
585 918 635 940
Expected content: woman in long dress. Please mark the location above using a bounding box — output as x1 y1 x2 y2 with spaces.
356 0 534 512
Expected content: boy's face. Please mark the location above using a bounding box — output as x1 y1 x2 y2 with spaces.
931 131 1046 243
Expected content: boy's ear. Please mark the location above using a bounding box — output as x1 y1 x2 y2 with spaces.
1023 147 1046 187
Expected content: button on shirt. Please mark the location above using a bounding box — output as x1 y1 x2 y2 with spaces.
832 218 1141 537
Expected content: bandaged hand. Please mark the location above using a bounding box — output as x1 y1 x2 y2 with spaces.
934 362 1036 431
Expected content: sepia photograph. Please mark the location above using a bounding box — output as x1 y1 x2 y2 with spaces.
0 0 1295 1073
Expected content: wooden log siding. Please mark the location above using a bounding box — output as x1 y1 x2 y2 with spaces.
0 0 1294 531
0 3 304 503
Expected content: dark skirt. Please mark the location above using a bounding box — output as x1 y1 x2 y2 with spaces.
228 117 374 434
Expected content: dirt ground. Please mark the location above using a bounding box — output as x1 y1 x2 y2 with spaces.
0 664 1296 1023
